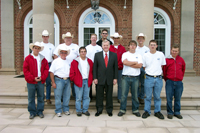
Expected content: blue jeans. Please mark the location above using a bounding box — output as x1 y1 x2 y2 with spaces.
54 77 71 113
120 76 139 113
117 70 122 100
138 67 145 99
27 81 44 115
74 79 90 113
144 75 163 114
46 63 51 100
165 79 183 115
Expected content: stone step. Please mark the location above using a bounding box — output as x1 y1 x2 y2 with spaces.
0 98 199 110
1 92 200 101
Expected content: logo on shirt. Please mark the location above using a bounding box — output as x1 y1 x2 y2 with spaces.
178 62 182 65
145 51 148 53
157 58 160 60
72 49 74 51
96 50 99 52
136 57 138 59
49 48 51 50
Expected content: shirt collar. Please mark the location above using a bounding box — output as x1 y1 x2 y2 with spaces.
103 51 109 56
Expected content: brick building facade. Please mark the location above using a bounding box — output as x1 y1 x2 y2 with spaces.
0 0 200 75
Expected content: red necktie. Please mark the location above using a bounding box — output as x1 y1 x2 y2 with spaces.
105 53 108 67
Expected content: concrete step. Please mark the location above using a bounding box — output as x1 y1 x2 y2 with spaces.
0 98 199 110
0 92 200 101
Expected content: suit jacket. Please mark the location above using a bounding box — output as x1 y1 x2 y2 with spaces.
93 51 118 85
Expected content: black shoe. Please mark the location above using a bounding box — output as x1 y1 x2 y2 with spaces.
29 114 35 119
118 111 125 117
138 97 144 104
77 112 82 117
174 114 183 119
38 113 44 118
154 112 164 119
83 111 90 116
142 111 150 119
133 112 141 117
108 112 113 117
167 114 173 119
118 99 121 103
95 111 102 117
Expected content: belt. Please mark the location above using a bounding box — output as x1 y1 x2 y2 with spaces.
55 75 68 80
146 74 161 78
122 75 139 78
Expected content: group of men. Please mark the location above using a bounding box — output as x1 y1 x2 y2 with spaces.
23 29 185 120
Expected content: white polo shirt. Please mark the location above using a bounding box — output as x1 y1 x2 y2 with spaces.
143 51 166 76
40 42 55 63
136 45 150 57
86 44 102 62
122 51 143 76
49 57 70 78
53 43 79 65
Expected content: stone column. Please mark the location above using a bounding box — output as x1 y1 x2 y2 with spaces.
180 0 195 71
0 0 16 75
132 0 154 46
33 0 54 43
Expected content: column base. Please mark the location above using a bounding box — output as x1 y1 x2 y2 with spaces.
0 68 16 75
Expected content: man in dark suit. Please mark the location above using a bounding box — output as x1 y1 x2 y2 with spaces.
93 40 118 117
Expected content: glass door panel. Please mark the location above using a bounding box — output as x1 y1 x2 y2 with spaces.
84 28 95 46
154 28 165 54
29 28 33 53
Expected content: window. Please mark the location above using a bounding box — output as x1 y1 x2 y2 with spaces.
154 7 171 57
79 7 115 46
24 10 59 58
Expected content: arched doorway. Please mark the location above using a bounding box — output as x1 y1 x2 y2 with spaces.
24 10 60 58
154 7 171 57
78 7 115 46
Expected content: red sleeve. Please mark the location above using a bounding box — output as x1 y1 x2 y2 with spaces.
41 59 49 82
162 59 167 81
70 60 75 82
23 57 35 83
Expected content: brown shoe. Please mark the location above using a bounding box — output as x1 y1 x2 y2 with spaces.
46 99 52 104
138 98 144 104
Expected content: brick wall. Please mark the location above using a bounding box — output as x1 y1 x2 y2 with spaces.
1 0 199 75
194 0 200 75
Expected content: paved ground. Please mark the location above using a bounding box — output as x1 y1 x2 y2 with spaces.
0 75 200 133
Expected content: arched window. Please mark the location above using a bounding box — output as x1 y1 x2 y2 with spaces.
24 10 60 58
154 7 171 57
79 7 115 46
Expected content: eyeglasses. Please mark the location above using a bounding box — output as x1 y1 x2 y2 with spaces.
102 33 108 35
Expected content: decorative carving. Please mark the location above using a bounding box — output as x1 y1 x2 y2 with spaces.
91 0 99 11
